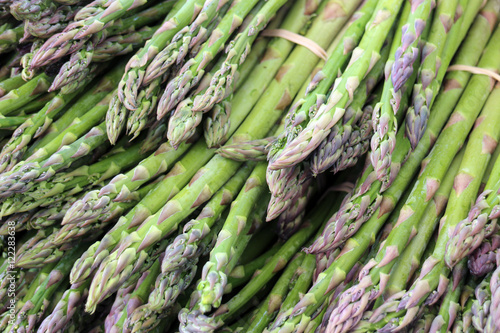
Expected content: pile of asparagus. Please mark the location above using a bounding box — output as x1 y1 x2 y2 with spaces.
1 0 500 331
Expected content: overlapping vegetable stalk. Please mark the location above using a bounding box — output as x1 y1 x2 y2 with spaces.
67 0 355 289
49 1 175 92
29 0 162 68
446 137 500 268
381 30 500 332
307 0 487 255
370 0 434 184
404 0 460 149
179 192 337 333
323 145 463 333
268 0 404 170
124 165 253 332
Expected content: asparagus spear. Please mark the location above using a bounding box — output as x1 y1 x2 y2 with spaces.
204 0 325 148
24 4 79 39
145 164 252 313
369 0 431 183
405 0 460 149
190 0 289 113
180 192 336 332
116 0 208 111
471 273 493 332
269 0 405 170
325 148 463 333
156 0 266 116
30 0 157 68
307 0 491 255
469 233 500 277
0 73 52 116
8 244 86 333
0 74 25 97
387 33 500 331
446 142 500 268
37 280 91 333
142 0 232 86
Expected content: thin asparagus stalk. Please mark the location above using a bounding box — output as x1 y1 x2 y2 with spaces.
156 0 265 116
30 0 159 68
180 192 336 332
405 0 461 149
307 0 491 255
0 74 25 97
326 148 463 333
37 280 91 333
190 0 289 113
387 37 500 331
0 85 92 173
369 0 431 183
142 0 232 86
445 140 500 268
240 254 306 333
145 164 253 312
116 0 206 111
269 0 405 170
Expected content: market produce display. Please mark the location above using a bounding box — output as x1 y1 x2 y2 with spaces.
0 0 500 332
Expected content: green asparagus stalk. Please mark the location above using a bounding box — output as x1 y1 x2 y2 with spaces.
269 0 404 170
142 0 232 86
116 0 207 111
30 0 160 68
240 253 306 333
37 280 91 333
24 5 79 39
389 32 500 331
8 244 85 332
0 74 25 97
307 0 491 255
445 133 500 267
0 73 53 116
325 148 463 333
190 0 289 113
146 164 253 312
471 272 493 332
369 0 428 184
155 0 267 116
180 192 336 332
405 0 461 149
